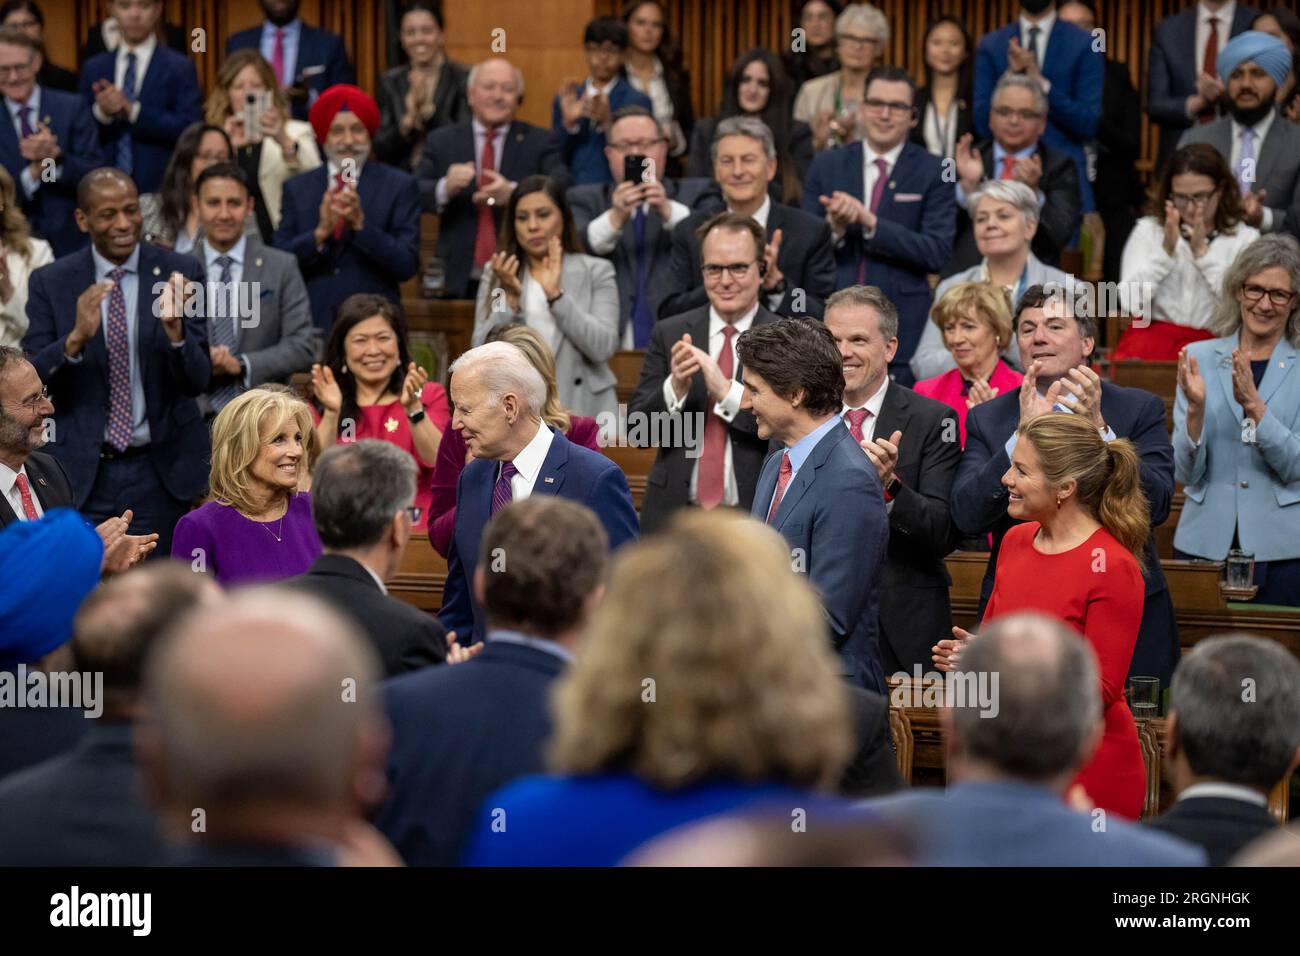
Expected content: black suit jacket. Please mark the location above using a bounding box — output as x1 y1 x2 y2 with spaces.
629 304 781 533
414 120 569 297
374 639 566 866
874 384 962 674
686 116 815 204
946 141 1081 276
0 451 72 529
909 85 974 154
374 60 471 170
839 687 906 797
1146 795 1278 867
659 201 836 320
79 20 189 67
285 554 446 677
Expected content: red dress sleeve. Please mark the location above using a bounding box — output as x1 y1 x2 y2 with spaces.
421 382 452 434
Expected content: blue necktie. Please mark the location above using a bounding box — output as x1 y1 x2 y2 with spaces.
207 255 241 410
116 52 137 175
631 207 652 347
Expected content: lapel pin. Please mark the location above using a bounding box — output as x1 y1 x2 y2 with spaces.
152 266 161 276
889 181 896 189
36 477 46 486
255 257 263 267
543 476 555 484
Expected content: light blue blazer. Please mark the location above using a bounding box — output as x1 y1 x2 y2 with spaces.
1173 333 1300 561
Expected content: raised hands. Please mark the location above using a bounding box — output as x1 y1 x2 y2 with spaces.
861 429 902 486
954 133 984 191
311 362 343 414
532 236 565 301
1176 346 1206 443
401 361 429 414
443 161 477 200
932 625 975 673
488 251 523 310
965 377 1000 409
472 168 513 208
760 228 785 293
67 280 114 357
96 510 159 575
1017 359 1063 427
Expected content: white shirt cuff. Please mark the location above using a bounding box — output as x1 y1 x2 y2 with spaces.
19 165 39 198
435 176 450 209
129 101 141 123
587 209 622 254
664 199 691 230
1261 207 1275 232
714 379 743 422
664 375 685 412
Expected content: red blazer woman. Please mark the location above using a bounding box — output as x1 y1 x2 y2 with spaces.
913 359 1023 448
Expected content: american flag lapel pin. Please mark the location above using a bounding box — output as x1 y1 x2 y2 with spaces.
543 476 555 484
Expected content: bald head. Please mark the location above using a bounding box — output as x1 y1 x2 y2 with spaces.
76 167 137 212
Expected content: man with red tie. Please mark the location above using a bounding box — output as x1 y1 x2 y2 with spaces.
415 58 569 299
628 212 781 534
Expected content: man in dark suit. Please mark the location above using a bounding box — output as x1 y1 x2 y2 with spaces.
0 27 106 256
80 0 202 194
1148 0 1257 174
1146 634 1300 866
226 0 353 121
0 562 217 865
663 116 834 321
22 168 209 556
950 284 1179 689
973 1 1102 213
286 440 446 677
414 58 568 299
439 341 638 644
825 286 961 675
80 12 188 67
803 66 956 386
377 495 607 866
274 84 420 332
630 213 779 533
738 317 889 693
949 73 1080 275
568 106 717 347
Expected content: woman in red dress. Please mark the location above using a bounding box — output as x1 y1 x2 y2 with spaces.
936 412 1151 819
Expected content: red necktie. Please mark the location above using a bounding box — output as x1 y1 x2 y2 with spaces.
473 127 499 269
1199 17 1219 124
696 325 736 508
765 452 793 525
272 28 286 87
1000 155 1017 179
332 171 347 242
845 408 870 444
13 472 38 520
857 158 890 284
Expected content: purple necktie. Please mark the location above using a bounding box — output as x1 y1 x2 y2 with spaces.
104 267 133 451
857 157 890 284
18 105 33 138
491 461 518 516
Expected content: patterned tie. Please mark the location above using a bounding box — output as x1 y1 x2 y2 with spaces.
765 452 793 525
332 171 348 241
104 267 133 451
631 206 651 347
1000 154 1017 179
491 461 518 516
1237 128 1255 196
116 51 137 175
13 472 38 520
845 407 870 444
208 255 241 410
272 28 286 87
696 325 735 509
18 105 33 138
1199 17 1219 124
857 158 890 284
473 126 499 269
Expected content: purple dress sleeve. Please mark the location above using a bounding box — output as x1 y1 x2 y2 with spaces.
569 415 602 451
428 427 467 558
170 506 215 574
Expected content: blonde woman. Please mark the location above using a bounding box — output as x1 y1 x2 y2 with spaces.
204 49 322 237
0 166 52 347
171 388 321 585
463 509 856 865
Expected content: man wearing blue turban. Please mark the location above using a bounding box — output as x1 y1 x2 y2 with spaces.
1179 31 1300 239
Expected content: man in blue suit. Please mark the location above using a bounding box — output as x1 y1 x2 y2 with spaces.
439 341 638 644
972 0 1102 213
866 613 1206 866
950 284 1179 690
226 0 353 122
80 0 202 194
274 84 420 332
377 495 608 866
803 66 956 386
22 168 209 555
0 28 106 256
738 317 889 693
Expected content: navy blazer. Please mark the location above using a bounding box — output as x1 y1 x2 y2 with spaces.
439 427 639 642
414 120 569 297
0 87 106 257
375 639 567 866
752 420 889 693
226 23 353 121
973 20 1102 212
802 140 956 377
79 46 202 194
551 78 652 186
21 243 211 505
273 161 421 331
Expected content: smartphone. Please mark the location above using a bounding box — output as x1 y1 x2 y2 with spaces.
624 153 650 185
243 90 272 144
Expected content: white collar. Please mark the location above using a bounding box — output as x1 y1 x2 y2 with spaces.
1020 9 1056 39
585 76 618 98
205 234 247 270
1232 109 1276 142
728 193 771 229
472 118 508 137
842 375 889 420
359 561 388 595
708 302 759 338
864 139 907 170
0 459 29 499
1199 1 1235 26
506 421 555 486
1178 781 1269 807
120 31 156 59
5 86 38 114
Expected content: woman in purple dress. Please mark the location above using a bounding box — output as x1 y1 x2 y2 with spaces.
172 388 322 584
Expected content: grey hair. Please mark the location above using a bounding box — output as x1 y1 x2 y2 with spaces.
969 178 1040 228
992 71 1049 117
837 3 889 46
450 341 547 416
0 344 26 380
311 440 418 550
1210 234 1300 345
468 58 525 99
825 285 899 341
951 613 1102 782
1170 633 1300 790
710 116 776 163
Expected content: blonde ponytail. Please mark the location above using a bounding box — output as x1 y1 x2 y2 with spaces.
1096 439 1150 573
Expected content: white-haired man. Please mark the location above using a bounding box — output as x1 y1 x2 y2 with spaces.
438 342 638 643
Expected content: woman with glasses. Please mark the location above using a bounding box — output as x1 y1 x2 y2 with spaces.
0 166 51 348
793 3 888 151
139 122 245 252
1116 144 1259 360
310 294 448 533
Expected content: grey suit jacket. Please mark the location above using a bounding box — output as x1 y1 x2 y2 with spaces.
472 252 621 419
1178 116 1300 236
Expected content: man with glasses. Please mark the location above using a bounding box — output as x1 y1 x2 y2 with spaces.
948 72 1081 274
0 27 105 257
629 212 781 532
804 65 956 386
569 105 718 347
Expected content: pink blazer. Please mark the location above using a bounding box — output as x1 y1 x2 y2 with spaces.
913 361 1024 447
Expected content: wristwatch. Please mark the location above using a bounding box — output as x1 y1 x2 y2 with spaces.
546 288 565 307
407 408 426 425
883 476 903 501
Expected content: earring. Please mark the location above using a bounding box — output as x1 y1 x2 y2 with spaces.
1056 495 1064 509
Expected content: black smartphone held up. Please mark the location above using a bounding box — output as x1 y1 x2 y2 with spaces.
624 153 650 185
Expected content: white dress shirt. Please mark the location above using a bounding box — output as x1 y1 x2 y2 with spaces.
0 461 43 521
921 98 959 159
1019 10 1056 94
435 119 509 208
1230 110 1278 231
5 87 52 199
260 18 302 88
502 420 556 501
359 560 388 595
841 375 889 445
0 237 53 348
1195 2 1236 79
92 32 155 126
1177 781 1268 807
662 303 756 505
845 139 906 243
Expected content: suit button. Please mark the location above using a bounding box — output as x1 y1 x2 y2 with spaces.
1240 480 1249 488
574 377 583 385
334 268 340 275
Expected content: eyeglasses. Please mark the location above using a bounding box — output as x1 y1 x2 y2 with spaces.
1241 283 1296 307
863 98 914 115
702 261 757 280
992 106 1044 122
838 32 880 47
609 138 665 152
1170 189 1218 206
2 386 50 411
403 506 422 523
0 61 34 78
